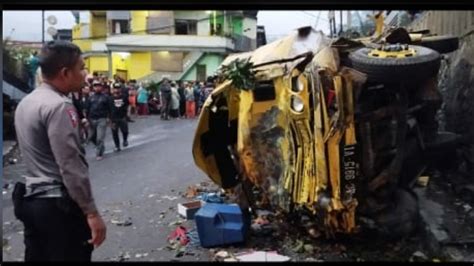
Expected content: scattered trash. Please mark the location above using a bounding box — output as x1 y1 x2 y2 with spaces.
9 158 17 164
148 194 156 198
168 226 190 246
200 182 210 187
186 229 200 247
185 186 199 198
215 251 229 258
433 258 441 262
162 195 179 201
224 257 238 262
416 176 430 187
110 217 133 226
168 219 185 227
235 251 290 262
2 191 7 195
197 192 224 203
178 200 204 219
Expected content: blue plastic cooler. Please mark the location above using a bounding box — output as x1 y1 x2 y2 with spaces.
194 203 246 247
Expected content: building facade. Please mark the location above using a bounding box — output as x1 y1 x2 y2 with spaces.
72 10 258 82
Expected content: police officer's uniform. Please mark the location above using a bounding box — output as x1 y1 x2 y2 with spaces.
14 82 97 261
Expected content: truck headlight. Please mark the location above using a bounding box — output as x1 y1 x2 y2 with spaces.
291 95 304 112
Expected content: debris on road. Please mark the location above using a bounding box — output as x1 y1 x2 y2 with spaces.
110 217 133 226
185 186 199 198
215 250 229 258
197 192 223 203
162 195 179 201
168 226 190 246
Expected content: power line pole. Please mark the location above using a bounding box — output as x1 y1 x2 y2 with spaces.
42 10 45 43
339 10 343 36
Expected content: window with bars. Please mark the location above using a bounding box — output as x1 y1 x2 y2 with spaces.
109 20 130 35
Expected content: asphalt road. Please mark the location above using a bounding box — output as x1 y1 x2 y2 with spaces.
2 115 212 261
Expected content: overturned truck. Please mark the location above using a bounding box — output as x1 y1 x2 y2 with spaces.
192 26 460 238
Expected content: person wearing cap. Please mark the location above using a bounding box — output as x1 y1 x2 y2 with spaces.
84 80 112 160
13 40 106 261
110 83 129 152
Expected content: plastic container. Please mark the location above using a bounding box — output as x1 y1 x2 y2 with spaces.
194 203 247 247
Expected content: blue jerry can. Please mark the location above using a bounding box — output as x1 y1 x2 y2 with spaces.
194 203 246 248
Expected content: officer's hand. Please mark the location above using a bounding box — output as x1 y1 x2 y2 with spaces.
87 213 107 249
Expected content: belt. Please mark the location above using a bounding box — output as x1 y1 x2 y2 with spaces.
24 185 67 199
24 176 67 199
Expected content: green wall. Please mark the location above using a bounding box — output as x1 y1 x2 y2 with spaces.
182 53 224 81
232 17 243 35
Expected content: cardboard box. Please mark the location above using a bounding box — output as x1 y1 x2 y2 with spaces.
177 200 204 220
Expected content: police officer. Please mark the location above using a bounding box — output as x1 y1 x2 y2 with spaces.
13 40 106 261
84 80 112 161
111 82 129 151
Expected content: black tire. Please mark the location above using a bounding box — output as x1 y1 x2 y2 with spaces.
349 45 441 83
373 188 420 240
419 35 459 54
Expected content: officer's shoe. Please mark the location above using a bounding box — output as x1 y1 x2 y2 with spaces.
114 147 121 152
123 141 128 147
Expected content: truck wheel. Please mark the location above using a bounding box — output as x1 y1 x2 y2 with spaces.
349 45 441 83
419 35 459 54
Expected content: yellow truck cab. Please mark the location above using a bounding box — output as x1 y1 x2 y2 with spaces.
193 26 459 238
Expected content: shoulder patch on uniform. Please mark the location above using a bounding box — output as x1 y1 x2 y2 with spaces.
66 108 79 128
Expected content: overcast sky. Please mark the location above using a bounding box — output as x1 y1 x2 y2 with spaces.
3 10 335 43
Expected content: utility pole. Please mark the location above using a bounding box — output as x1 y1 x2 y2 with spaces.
42 10 45 43
347 11 352 30
339 10 343 36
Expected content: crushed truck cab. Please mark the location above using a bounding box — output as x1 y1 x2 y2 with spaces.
193 26 459 238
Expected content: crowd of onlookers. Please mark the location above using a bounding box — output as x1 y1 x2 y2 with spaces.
75 72 215 121
69 72 215 160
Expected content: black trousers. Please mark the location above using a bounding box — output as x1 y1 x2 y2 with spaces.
111 118 129 148
179 101 186 117
21 198 93 261
161 94 171 120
